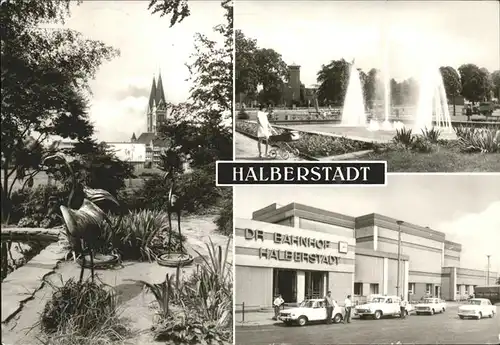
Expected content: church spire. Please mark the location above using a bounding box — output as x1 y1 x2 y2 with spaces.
156 70 166 106
148 76 157 109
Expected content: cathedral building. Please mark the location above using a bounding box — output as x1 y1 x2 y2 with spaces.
131 73 169 167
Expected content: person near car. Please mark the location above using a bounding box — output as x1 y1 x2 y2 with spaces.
273 294 284 320
344 295 353 323
399 296 408 319
324 291 334 324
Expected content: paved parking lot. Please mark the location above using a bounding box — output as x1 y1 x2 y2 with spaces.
235 304 500 344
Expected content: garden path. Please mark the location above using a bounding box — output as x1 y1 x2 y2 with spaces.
1 215 231 345
235 132 301 160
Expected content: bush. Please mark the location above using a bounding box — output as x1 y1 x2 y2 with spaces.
454 126 500 153
235 121 372 157
145 239 233 345
421 127 441 143
393 128 414 147
95 209 185 261
40 277 127 341
214 188 232 237
10 184 67 227
237 109 250 120
410 135 435 153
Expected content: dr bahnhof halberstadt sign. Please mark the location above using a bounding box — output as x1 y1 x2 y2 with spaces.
244 228 345 265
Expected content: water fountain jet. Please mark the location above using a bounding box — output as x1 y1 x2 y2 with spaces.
341 60 367 126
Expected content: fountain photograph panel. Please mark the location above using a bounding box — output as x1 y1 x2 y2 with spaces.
234 0 500 171
1 1 233 345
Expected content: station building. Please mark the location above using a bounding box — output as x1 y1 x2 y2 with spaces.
235 202 497 309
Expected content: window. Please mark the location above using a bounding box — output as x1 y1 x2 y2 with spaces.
408 283 416 295
354 283 363 296
426 284 432 294
464 287 468 295
370 283 379 295
456 284 460 295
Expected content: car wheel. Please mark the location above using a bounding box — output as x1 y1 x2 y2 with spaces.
333 313 343 324
477 312 482 320
430 309 435 315
459 315 464 319
374 311 382 320
442 308 446 313
297 316 307 326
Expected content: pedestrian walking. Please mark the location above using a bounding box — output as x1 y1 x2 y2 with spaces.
256 104 272 158
273 294 284 320
399 296 407 319
324 291 334 324
344 295 352 324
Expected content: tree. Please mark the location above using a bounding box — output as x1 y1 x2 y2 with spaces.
316 59 350 106
458 64 490 104
1 0 119 220
439 66 462 116
235 30 288 105
364 68 379 109
491 70 500 101
148 0 190 27
496 276 500 285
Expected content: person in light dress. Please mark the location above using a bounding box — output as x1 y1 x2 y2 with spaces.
256 104 273 158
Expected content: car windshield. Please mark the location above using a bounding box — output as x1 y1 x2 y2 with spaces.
468 300 481 305
371 297 386 303
299 300 316 308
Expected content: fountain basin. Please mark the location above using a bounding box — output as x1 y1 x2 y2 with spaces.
156 253 194 267
77 253 121 269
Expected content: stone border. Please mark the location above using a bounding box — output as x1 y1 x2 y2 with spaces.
1 242 66 323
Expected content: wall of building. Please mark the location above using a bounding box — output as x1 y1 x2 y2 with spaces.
235 217 355 307
298 218 354 239
328 271 353 304
235 266 273 308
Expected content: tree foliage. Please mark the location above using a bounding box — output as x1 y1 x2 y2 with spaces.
316 59 350 106
1 0 119 220
491 70 500 100
458 64 491 104
148 0 190 27
235 30 288 104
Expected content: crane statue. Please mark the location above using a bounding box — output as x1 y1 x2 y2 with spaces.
43 153 120 282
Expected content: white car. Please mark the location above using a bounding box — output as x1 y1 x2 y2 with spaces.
355 295 412 320
415 298 447 315
458 298 497 320
278 299 345 326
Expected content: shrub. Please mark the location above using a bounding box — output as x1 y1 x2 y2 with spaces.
235 121 372 158
410 135 435 153
457 127 500 153
136 238 233 345
214 188 232 236
96 209 185 261
40 277 127 341
393 128 414 147
10 184 67 227
421 127 441 143
237 109 250 120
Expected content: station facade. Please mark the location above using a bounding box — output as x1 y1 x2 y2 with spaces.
235 203 497 309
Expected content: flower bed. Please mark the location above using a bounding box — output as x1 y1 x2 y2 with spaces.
235 121 373 158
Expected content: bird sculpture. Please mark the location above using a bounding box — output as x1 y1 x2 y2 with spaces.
43 153 120 282
163 169 184 255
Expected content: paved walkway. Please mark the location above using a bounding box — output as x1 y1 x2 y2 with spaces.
235 132 301 161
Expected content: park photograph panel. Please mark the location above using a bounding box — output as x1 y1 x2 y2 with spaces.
1 1 233 345
234 0 500 171
233 175 500 344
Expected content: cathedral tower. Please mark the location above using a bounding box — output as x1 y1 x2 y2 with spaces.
146 72 167 134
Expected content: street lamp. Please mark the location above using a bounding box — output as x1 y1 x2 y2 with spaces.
396 220 404 297
487 255 491 286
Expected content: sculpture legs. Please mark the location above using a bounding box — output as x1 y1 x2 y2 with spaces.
167 207 173 255
79 254 85 283
176 210 183 253
89 246 95 283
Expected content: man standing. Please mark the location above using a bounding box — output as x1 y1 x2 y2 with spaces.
273 294 284 320
324 291 334 324
256 104 272 158
399 296 407 319
344 295 352 324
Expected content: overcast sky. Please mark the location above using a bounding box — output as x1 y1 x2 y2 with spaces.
61 1 225 142
236 0 500 88
234 174 500 275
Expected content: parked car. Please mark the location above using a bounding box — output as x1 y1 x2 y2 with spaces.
458 298 497 320
415 298 447 315
278 299 345 326
354 295 412 320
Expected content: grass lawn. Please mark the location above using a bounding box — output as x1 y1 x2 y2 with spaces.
363 146 500 172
